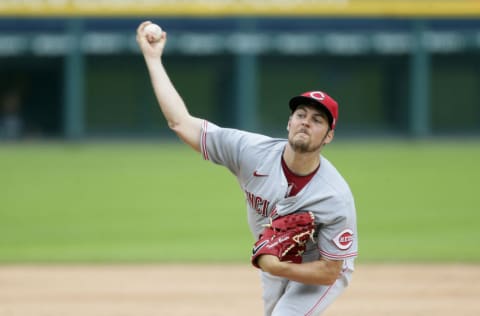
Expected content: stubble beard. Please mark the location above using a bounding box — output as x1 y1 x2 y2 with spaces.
288 128 331 153
288 136 322 153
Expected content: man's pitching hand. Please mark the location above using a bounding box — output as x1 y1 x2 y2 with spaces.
136 21 167 60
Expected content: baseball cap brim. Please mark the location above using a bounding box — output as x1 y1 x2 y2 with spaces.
289 96 334 127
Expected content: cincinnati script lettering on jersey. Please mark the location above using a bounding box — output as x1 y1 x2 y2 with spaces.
245 190 271 217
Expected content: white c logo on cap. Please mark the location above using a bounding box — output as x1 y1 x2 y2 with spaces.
309 91 325 101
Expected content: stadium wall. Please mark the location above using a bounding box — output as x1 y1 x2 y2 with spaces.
1 4 480 139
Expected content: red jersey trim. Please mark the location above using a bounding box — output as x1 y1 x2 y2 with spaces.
201 120 209 161
319 249 358 260
305 283 334 316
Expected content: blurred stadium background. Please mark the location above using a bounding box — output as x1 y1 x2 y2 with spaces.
2 0 480 139
1 0 480 263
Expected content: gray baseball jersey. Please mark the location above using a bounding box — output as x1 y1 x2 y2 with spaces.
200 120 358 316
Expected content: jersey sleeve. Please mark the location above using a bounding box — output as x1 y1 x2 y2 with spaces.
199 120 250 175
316 197 358 261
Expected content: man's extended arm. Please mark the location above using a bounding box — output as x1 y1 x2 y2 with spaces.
136 21 203 151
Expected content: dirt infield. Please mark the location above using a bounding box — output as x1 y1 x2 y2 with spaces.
1 264 479 316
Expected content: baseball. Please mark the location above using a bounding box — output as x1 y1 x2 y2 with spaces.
145 23 162 42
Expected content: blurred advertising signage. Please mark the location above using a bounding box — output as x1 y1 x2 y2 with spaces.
0 31 479 56
1 0 480 17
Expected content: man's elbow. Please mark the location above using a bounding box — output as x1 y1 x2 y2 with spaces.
321 260 344 285
167 119 180 131
168 115 200 135
168 119 202 152
323 273 340 285
168 120 189 138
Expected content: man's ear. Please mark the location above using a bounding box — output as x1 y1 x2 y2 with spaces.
286 116 292 131
323 129 335 145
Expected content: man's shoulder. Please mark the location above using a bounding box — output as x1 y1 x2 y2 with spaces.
317 156 353 198
210 124 286 150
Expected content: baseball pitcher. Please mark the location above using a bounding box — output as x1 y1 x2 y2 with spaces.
136 21 358 316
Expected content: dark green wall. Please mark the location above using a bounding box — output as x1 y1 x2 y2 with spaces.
2 53 479 138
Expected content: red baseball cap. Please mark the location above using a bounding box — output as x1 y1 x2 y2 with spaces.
289 91 339 130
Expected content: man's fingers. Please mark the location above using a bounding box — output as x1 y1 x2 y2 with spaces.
137 21 152 34
136 20 167 59
136 21 152 43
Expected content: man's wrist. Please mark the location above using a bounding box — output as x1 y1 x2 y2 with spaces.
258 255 288 275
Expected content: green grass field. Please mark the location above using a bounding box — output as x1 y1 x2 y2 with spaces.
1 140 479 263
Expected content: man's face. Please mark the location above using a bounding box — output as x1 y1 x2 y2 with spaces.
287 105 334 153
